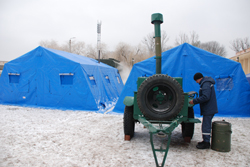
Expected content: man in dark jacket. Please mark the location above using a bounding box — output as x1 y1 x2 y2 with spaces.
189 72 218 149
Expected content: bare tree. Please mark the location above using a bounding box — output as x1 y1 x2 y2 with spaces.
189 31 200 47
39 40 61 50
86 44 97 59
114 42 137 67
230 37 250 53
200 41 226 57
60 41 85 55
175 31 200 47
115 43 130 62
142 30 170 55
175 32 189 46
85 43 109 59
70 41 85 55
40 39 86 56
161 31 171 51
142 32 154 55
133 44 149 63
174 32 226 56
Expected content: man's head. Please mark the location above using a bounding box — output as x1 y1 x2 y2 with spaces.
193 72 203 84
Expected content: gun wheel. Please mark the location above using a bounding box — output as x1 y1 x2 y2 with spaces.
137 74 184 120
123 106 135 139
181 107 195 139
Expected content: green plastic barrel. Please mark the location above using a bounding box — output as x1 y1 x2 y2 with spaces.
211 121 232 152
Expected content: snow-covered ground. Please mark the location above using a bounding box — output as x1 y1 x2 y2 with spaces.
0 105 249 167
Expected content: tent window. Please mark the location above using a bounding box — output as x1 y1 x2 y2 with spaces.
216 76 234 91
117 76 121 84
8 73 20 84
105 75 110 83
59 73 74 85
89 76 96 85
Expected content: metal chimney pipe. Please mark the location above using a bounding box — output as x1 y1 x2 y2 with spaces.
151 13 163 74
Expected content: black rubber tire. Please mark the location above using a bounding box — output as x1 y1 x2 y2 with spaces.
123 106 135 138
181 107 195 139
137 74 184 121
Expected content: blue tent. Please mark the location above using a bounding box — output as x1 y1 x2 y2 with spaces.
246 73 250 85
114 43 250 117
0 46 124 111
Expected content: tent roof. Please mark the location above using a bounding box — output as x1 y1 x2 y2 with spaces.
43 47 114 68
9 46 114 69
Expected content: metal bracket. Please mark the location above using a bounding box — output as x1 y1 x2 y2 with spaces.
150 132 171 167
138 116 185 166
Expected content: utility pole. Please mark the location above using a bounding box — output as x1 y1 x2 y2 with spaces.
69 37 75 53
97 21 102 63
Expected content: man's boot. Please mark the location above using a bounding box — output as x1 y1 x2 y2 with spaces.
196 142 210 149
197 141 205 145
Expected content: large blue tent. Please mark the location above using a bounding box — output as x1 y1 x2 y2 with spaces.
246 73 250 85
114 43 250 117
0 46 124 111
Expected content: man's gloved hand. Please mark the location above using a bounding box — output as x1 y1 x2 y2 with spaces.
189 100 194 105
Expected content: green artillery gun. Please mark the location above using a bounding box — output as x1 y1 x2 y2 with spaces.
123 13 201 167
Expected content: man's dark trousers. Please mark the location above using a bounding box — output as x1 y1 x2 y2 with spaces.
202 115 214 142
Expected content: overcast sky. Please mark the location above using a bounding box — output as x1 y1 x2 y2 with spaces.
0 0 249 61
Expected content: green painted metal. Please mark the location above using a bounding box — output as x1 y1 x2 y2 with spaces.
211 121 232 152
187 91 198 107
162 116 184 133
133 92 143 120
123 96 134 106
188 98 194 107
177 94 188 119
151 13 163 37
131 75 200 166
137 77 147 90
138 116 185 134
138 115 186 167
133 76 201 123
138 116 158 133
155 37 162 74
151 13 163 74
187 118 201 123
173 77 182 86
123 13 201 167
177 93 200 124
150 133 171 167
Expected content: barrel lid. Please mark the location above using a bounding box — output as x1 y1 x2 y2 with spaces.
213 121 231 126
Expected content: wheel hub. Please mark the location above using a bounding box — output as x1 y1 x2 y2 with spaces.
146 85 176 113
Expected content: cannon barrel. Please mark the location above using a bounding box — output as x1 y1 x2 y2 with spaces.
151 13 163 74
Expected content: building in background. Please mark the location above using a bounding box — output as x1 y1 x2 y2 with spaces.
230 48 250 74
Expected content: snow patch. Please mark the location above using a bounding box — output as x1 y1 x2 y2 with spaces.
0 105 249 166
